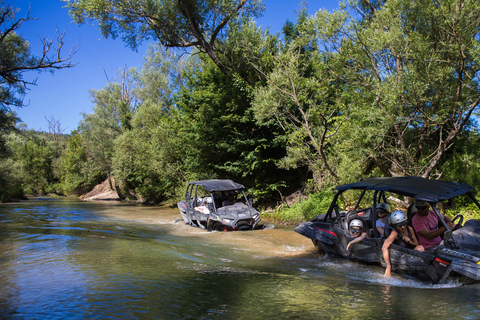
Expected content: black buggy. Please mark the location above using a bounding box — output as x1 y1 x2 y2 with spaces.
177 179 263 231
294 176 480 284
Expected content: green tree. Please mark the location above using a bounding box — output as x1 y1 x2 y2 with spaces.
0 1 74 201
59 130 101 195
113 103 185 202
252 0 480 190
177 56 300 201
0 1 74 109
112 46 192 202
6 129 67 195
63 0 263 73
0 125 23 202
251 6 351 188
78 81 132 180
340 0 480 178
441 129 480 193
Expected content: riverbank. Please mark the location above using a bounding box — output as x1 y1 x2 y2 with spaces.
80 178 120 201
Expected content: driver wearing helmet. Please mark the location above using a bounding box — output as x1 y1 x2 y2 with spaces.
376 203 390 237
382 210 425 277
346 218 369 251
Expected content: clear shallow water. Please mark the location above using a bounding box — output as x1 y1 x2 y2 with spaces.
1 197 479 319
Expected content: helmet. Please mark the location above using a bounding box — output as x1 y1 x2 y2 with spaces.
377 203 390 213
389 210 407 225
204 197 213 204
415 200 429 209
349 219 363 229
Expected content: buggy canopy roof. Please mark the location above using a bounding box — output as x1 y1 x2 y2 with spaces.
189 179 245 192
337 176 473 203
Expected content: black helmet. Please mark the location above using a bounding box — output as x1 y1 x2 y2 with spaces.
377 203 390 213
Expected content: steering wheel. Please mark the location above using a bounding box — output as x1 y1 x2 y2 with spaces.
452 214 464 231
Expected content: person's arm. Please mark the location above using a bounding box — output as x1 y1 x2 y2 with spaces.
346 232 368 251
382 230 397 277
405 226 420 247
376 225 384 237
417 226 446 240
442 215 455 230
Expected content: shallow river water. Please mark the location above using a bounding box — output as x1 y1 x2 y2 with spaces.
1 197 479 319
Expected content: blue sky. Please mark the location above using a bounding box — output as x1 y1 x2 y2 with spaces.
9 0 340 133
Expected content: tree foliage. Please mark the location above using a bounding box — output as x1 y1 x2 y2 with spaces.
177 56 299 200
5 0 480 211
252 7 352 187
0 1 75 201
251 0 480 190
63 0 263 73
78 82 130 176
4 129 67 196
0 1 75 110
341 0 480 178
112 45 191 201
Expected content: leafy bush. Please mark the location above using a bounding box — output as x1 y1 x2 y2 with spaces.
0 158 24 202
444 203 480 222
263 190 334 222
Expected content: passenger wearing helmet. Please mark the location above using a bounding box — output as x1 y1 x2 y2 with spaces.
195 196 213 214
382 210 425 277
346 218 369 251
376 203 390 237
411 200 455 249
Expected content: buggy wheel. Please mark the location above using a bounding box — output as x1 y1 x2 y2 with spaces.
209 221 228 231
207 219 215 232
312 239 326 255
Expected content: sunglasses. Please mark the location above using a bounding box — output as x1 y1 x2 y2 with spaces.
396 222 408 228
351 227 362 234
377 209 387 213
416 206 429 210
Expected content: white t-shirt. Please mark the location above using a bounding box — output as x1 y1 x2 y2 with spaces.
376 219 385 229
376 219 386 237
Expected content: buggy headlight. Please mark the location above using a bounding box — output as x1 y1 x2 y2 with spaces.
253 213 259 219
223 218 232 223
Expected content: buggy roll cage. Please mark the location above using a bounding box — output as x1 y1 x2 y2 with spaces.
321 180 480 248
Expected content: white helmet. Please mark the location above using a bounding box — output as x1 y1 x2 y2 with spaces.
349 219 363 229
204 197 213 204
389 210 407 225
377 203 390 213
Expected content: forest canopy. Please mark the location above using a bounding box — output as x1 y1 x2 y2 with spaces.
2 0 480 221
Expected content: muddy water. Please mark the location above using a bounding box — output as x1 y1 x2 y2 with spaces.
0 197 479 319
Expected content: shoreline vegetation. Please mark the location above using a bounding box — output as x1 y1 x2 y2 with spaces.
18 176 480 226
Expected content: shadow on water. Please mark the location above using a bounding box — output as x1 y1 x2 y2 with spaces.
0 197 479 319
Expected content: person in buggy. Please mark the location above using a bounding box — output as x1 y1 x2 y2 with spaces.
382 210 425 277
346 218 369 251
412 200 456 249
376 202 391 237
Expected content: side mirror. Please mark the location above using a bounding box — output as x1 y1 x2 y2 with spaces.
248 198 254 207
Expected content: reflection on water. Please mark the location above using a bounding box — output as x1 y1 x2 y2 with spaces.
0 197 479 319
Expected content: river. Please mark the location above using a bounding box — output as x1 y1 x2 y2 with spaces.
0 197 479 319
